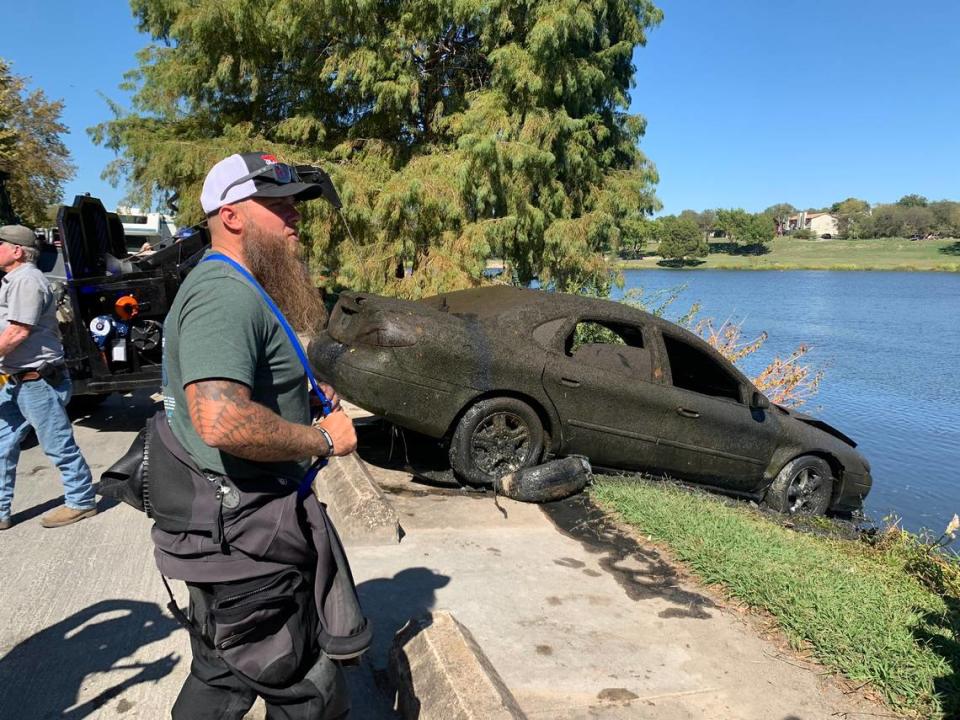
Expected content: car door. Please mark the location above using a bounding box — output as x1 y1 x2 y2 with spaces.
652 330 779 491
542 318 675 471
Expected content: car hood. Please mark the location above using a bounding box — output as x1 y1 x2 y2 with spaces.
778 406 858 448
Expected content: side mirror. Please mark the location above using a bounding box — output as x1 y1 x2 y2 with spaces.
750 391 770 410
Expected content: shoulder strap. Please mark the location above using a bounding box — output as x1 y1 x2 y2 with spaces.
201 252 330 493
200 253 331 417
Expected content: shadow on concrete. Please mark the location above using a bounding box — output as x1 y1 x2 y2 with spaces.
0 599 180 719
7 482 122 526
73 390 160 433
349 568 450 718
357 567 451 667
356 422 461 489
542 492 718 618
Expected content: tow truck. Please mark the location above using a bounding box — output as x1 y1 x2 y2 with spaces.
0 171 210 401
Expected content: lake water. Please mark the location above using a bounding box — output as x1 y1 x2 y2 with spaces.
614 270 960 534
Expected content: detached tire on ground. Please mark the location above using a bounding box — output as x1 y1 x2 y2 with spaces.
764 455 834 515
449 397 545 487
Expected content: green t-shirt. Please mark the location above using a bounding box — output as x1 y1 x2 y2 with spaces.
162 254 310 480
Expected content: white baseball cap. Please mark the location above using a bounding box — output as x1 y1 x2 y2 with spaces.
200 152 330 215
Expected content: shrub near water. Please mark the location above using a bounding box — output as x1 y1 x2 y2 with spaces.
592 477 960 719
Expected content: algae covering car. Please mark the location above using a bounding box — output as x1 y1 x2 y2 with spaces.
308 286 873 515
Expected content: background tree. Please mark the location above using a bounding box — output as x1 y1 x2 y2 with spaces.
617 215 658 259
762 202 796 235
830 197 870 239
742 212 775 247
0 58 74 226
715 208 750 241
930 201 960 237
655 215 707 264
715 208 773 251
678 208 716 238
897 194 929 208
869 202 937 238
94 0 663 298
898 205 937 237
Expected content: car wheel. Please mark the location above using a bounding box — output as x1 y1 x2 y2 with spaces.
764 455 833 515
449 397 545 487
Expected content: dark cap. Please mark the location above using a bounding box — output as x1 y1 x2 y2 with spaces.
200 152 335 214
0 225 39 248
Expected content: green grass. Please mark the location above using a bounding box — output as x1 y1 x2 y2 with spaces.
592 476 960 719
618 236 960 272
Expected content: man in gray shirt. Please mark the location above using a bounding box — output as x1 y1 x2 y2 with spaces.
0 224 96 530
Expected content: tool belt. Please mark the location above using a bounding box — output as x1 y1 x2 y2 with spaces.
7 363 66 387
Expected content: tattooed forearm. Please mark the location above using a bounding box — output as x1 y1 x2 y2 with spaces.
185 379 327 461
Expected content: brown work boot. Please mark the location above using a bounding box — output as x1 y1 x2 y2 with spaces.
0 518 11 531
40 506 97 528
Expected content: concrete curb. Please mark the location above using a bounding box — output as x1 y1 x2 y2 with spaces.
389 611 527 720
314 452 402 545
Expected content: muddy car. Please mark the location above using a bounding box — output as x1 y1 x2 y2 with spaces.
308 286 872 515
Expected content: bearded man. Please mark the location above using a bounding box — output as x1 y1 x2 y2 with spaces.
156 152 357 719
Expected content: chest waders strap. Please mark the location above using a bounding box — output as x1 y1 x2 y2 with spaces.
160 574 211 648
200 253 332 498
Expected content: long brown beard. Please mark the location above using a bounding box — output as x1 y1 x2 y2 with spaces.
242 224 328 335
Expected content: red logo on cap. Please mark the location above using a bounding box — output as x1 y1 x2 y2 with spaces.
260 154 277 164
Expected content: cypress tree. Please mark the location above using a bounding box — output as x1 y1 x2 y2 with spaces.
93 0 663 296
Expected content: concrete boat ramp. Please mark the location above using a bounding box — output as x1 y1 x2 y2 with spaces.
0 395 894 719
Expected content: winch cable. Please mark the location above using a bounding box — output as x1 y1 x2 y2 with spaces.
336 208 358 245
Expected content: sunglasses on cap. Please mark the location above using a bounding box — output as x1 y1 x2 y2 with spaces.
219 162 301 201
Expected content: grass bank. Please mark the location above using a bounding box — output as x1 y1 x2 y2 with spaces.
618 236 960 271
592 476 960 719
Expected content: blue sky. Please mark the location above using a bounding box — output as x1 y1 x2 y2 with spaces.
5 1 959 215
632 0 960 214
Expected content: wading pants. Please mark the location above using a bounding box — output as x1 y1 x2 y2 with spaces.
171 576 349 720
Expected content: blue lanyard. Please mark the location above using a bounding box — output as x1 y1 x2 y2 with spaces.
200 252 332 495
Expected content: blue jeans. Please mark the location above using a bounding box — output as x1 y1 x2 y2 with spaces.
0 376 95 521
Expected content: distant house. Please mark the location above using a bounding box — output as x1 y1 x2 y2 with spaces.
785 211 839 237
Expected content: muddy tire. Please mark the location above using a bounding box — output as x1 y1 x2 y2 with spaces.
449 397 545 487
764 455 833 515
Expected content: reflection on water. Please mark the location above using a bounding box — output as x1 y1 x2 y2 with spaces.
614 269 960 534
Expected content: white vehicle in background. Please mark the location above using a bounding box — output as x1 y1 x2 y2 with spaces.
117 208 178 253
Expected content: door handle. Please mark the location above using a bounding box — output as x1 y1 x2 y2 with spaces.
676 407 700 418
560 378 581 388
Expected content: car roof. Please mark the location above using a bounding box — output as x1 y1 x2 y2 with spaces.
424 285 668 329
418 285 754 386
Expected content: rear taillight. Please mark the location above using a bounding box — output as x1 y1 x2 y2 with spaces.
329 306 418 347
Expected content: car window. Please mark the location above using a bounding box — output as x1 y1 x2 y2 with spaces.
661 334 742 402
568 320 643 354
565 320 652 381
